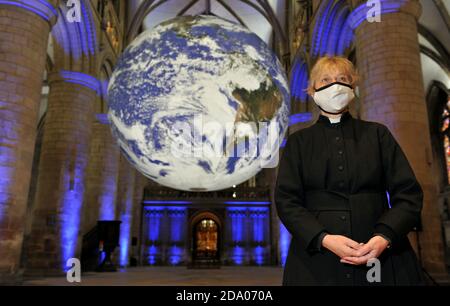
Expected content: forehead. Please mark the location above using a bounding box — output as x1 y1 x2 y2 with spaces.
317 66 349 77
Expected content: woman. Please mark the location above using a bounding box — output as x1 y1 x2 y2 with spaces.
275 56 425 285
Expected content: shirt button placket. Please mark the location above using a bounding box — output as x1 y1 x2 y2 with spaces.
334 129 346 190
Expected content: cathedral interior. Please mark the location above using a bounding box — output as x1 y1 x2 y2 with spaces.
0 0 450 285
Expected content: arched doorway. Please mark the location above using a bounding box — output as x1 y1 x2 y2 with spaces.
193 219 219 261
190 211 222 268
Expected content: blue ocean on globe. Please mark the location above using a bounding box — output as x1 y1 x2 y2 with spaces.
107 15 290 191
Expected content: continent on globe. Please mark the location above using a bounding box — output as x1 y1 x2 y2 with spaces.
107 15 290 191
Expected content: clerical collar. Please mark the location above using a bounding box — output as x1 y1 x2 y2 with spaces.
317 111 352 125
329 116 341 123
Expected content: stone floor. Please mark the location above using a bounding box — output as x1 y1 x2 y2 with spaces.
23 266 284 286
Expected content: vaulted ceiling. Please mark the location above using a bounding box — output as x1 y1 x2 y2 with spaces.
126 0 287 45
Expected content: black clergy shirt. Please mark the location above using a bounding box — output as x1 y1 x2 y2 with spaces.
307 112 393 252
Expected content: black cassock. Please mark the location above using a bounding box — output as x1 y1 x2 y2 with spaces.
275 111 425 285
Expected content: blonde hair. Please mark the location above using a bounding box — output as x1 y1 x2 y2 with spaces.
307 56 359 96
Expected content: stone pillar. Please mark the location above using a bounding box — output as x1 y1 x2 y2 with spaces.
268 167 282 266
0 0 58 284
116 155 136 267
130 172 146 265
25 71 98 275
82 114 120 234
349 0 447 276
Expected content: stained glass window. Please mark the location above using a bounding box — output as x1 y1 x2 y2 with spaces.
442 98 450 184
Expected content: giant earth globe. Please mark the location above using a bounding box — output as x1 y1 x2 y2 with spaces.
107 15 290 191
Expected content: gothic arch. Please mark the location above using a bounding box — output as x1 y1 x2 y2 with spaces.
310 0 353 58
188 210 224 262
50 0 98 74
290 0 354 104
290 51 310 103
96 51 117 75
427 81 450 190
418 25 450 74
97 53 116 112
125 0 288 60
190 210 223 230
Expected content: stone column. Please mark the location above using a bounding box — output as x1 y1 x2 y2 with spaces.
116 155 136 267
349 0 447 276
82 114 120 234
25 71 98 275
130 172 146 265
0 0 58 284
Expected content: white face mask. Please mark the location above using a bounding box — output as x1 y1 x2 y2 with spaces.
313 82 355 114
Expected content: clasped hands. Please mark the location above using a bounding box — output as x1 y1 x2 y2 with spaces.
322 234 390 265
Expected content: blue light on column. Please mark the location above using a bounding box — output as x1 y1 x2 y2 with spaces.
80 0 96 55
310 1 355 57
60 163 84 271
169 246 183 265
250 208 268 265
51 0 97 60
169 208 186 242
147 245 158 265
253 246 264 266
168 207 186 265
231 246 244 265
319 2 339 56
325 5 350 55
0 134 16 222
148 209 162 241
289 113 313 126
337 22 354 55
347 0 407 30
59 70 101 95
230 208 245 242
228 207 246 265
290 61 309 102
0 164 14 224
119 213 132 267
98 191 116 221
97 138 116 220
312 0 333 56
56 70 100 271
279 222 291 267
145 207 164 265
251 208 266 243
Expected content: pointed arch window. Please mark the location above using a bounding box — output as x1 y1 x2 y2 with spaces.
441 98 450 184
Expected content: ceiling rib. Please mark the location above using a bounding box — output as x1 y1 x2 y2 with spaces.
126 0 288 61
